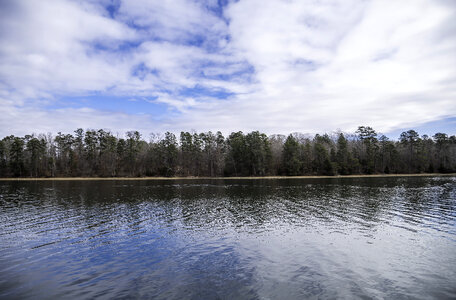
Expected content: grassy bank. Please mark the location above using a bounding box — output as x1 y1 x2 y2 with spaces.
0 173 455 181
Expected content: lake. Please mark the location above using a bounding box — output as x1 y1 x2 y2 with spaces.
0 176 455 299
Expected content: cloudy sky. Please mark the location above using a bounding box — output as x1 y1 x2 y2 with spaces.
1 0 455 138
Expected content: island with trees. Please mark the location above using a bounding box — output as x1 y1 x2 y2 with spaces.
0 126 455 178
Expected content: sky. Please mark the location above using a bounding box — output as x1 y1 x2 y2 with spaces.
0 0 455 139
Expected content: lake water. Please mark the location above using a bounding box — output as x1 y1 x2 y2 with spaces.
0 177 455 299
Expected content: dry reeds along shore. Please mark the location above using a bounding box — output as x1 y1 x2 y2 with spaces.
1 173 455 181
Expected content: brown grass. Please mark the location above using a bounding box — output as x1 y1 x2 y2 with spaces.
0 173 455 181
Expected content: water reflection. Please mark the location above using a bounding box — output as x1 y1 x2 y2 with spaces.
0 177 455 299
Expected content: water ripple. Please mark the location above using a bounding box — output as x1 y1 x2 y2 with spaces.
0 177 455 299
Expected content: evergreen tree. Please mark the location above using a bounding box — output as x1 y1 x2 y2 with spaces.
10 137 25 177
356 126 378 174
282 135 302 175
336 133 350 175
400 130 420 173
0 126 453 178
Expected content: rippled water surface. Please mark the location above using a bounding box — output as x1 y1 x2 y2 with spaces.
1 177 455 299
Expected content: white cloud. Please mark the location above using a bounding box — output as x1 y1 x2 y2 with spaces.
0 0 455 137
117 0 227 44
0 97 168 137
0 0 138 98
173 0 456 134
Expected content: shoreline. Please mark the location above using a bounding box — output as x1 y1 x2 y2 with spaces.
0 173 455 181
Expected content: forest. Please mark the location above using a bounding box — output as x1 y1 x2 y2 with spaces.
0 126 455 178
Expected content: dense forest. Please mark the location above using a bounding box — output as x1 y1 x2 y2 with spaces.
0 126 455 178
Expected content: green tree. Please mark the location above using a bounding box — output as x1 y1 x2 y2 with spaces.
84 130 98 174
200 131 225 177
158 132 178 176
116 138 127 175
55 132 74 175
10 137 25 177
126 131 142 175
26 136 45 177
180 132 194 176
433 133 451 172
301 142 312 174
245 131 271 176
98 129 118 176
225 131 247 176
400 130 420 173
0 140 7 176
313 140 333 175
282 135 302 176
356 126 378 174
336 133 350 175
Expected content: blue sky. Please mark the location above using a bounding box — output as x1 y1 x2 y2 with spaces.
0 0 455 138
386 117 456 140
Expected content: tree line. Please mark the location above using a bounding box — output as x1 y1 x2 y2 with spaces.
0 126 455 178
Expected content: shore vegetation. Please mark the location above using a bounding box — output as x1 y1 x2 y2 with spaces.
0 126 455 178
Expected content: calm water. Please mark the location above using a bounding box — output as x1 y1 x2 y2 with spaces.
0 177 455 299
